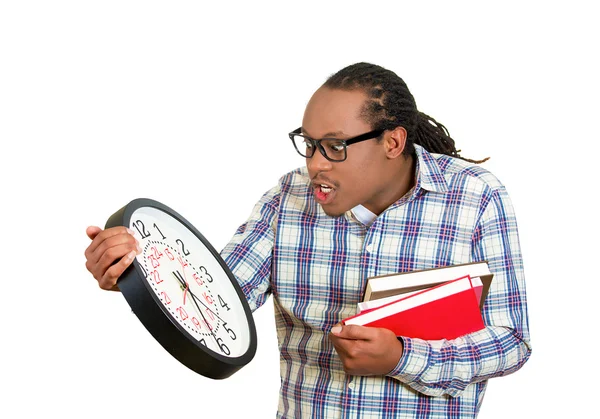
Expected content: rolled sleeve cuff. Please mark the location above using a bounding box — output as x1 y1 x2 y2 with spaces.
388 337 432 381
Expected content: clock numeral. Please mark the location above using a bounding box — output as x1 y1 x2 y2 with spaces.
164 248 174 260
199 266 213 283
151 246 163 259
193 272 204 286
133 220 151 239
191 317 202 330
148 254 160 268
223 322 237 340
218 295 230 311
177 256 188 270
202 292 213 305
160 291 171 305
151 270 163 284
153 223 166 240
176 306 189 321
216 338 231 356
176 239 190 256
205 307 215 322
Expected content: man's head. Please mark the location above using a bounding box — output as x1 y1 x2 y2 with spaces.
295 62 485 217
323 62 421 157
299 63 417 217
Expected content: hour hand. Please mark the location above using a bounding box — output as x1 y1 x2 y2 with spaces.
172 270 221 323
172 270 191 304
172 272 217 339
172 270 186 287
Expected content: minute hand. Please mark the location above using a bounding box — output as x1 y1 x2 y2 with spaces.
171 270 224 332
187 288 229 324
172 271 228 324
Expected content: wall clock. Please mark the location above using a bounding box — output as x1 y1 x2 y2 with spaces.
105 198 257 379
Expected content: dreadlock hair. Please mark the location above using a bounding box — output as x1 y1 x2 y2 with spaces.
323 62 489 164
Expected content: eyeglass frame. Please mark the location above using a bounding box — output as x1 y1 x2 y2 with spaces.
288 127 386 162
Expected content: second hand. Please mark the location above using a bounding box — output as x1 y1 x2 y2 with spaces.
172 270 220 347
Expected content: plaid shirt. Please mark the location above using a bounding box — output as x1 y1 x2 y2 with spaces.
221 145 531 418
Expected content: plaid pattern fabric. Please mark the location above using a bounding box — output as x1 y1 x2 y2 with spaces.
221 145 531 418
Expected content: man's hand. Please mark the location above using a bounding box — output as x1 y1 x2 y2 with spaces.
84 226 140 291
329 324 404 376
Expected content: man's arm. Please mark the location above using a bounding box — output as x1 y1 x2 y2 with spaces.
220 184 281 312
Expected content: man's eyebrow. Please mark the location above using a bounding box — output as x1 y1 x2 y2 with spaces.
302 128 346 138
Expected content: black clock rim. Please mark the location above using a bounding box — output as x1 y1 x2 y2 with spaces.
105 198 258 379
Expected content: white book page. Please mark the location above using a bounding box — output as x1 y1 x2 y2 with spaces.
359 277 483 313
368 263 489 292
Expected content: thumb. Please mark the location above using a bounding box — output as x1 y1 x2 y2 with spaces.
330 323 343 335
86 226 102 240
330 323 370 340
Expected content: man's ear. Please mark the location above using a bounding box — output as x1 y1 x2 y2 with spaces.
385 126 407 159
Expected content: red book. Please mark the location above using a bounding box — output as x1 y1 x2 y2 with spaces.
343 275 485 340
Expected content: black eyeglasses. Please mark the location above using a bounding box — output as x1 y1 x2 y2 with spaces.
289 127 385 162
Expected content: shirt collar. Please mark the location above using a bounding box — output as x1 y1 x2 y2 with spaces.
413 144 449 194
350 205 377 226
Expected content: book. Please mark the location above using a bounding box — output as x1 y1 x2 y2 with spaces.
357 276 484 313
362 261 493 310
344 275 485 340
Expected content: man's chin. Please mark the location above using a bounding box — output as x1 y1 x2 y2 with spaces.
320 204 347 218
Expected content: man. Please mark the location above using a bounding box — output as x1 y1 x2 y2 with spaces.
85 62 531 418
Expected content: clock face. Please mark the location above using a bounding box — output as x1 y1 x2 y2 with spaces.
129 206 250 359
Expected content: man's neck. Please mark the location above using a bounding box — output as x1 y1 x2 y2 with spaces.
364 154 416 215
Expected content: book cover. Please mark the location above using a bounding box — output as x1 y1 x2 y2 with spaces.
345 275 485 340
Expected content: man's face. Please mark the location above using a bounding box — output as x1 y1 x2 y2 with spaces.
302 87 400 217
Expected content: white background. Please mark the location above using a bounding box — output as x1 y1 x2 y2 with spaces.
1 1 598 417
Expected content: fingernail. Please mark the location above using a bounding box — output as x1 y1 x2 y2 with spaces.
136 243 142 254
127 250 136 262
127 228 136 236
331 326 342 334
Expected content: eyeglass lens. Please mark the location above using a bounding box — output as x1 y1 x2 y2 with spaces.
291 135 347 162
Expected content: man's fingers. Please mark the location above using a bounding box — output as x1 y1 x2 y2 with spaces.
330 324 373 340
86 226 102 240
99 250 136 290
86 229 138 267
92 242 137 279
86 226 136 255
84 225 140 292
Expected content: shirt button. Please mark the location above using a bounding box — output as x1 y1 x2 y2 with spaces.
348 382 355 390
366 243 374 252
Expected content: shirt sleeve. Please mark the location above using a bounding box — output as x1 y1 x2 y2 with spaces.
220 183 280 312
387 186 532 397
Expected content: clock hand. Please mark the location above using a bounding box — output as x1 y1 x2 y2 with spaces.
187 290 229 324
172 270 189 305
171 270 229 324
172 270 204 321
172 270 220 345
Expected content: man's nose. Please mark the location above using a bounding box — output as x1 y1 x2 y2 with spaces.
307 146 333 172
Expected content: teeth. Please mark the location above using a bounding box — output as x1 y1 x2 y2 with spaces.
320 185 332 193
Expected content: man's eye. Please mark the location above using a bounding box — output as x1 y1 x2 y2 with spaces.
327 142 345 153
